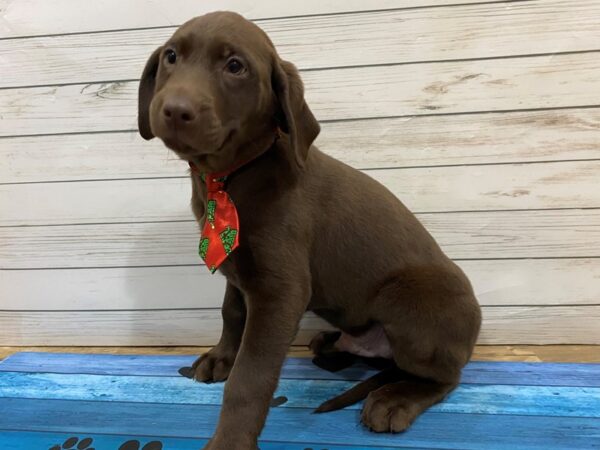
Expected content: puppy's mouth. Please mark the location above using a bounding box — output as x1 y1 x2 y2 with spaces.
161 129 234 159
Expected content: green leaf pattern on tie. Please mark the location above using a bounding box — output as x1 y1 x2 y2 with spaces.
206 199 217 227
197 171 236 273
199 237 209 260
220 226 238 255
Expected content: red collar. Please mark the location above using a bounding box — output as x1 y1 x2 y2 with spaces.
188 157 246 185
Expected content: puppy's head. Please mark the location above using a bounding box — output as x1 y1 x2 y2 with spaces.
138 11 319 170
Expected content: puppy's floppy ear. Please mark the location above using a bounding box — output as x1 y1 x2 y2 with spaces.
272 58 320 168
138 46 163 140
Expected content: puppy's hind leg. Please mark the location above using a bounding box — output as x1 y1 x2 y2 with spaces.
361 378 457 432
362 265 481 432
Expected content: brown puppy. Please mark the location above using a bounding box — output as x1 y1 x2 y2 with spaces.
138 11 481 450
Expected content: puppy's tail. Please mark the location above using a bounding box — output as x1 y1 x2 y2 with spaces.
314 366 402 413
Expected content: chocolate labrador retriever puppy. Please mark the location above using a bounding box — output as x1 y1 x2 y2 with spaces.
138 11 481 450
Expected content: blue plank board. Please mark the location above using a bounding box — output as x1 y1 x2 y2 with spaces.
0 352 599 450
1 371 598 418
2 352 599 387
1 398 598 450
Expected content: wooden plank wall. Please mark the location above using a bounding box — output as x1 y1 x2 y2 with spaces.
0 0 599 345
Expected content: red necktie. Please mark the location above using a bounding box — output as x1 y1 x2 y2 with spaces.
189 166 240 273
189 131 280 272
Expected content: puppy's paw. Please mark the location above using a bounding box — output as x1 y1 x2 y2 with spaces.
202 437 258 450
361 388 415 433
190 346 236 383
309 331 341 356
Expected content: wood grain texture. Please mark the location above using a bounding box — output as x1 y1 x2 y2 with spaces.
2 1 598 87
3 52 600 136
1 397 598 449
0 346 314 361
0 266 226 310
1 352 598 449
1 306 599 345
506 346 600 364
2 0 598 347
2 371 598 417
2 209 598 269
2 108 600 184
3 160 600 226
0 310 337 346
1 345 599 363
1 259 599 310
457 259 600 307
0 0 508 38
3 351 600 381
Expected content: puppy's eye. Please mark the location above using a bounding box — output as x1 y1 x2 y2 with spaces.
165 49 177 64
225 58 245 75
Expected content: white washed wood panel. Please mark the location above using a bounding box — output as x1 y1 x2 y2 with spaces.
3 109 600 183
0 267 225 310
3 53 600 136
0 0 523 38
479 306 600 344
0 177 194 226
2 210 599 268
305 53 600 121
2 259 599 310
3 1 598 87
460 259 600 307
0 309 335 346
1 306 599 345
2 160 598 226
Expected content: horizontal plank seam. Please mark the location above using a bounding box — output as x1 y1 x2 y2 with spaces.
477 304 600 308
0 303 600 314
3 158 600 187
0 219 198 229
3 256 599 271
3 104 600 139
3 304 600 313
360 158 600 172
2 47 598 91
0 0 533 42
455 256 600 261
2 207 599 229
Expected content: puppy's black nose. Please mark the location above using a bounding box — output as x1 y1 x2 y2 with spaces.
162 97 196 125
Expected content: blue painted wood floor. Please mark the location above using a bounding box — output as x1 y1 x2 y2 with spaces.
0 352 599 449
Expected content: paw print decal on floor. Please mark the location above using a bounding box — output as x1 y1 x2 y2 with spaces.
119 440 163 450
49 437 94 450
48 437 163 450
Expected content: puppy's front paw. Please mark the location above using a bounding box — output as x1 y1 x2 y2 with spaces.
202 437 258 450
190 346 236 382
